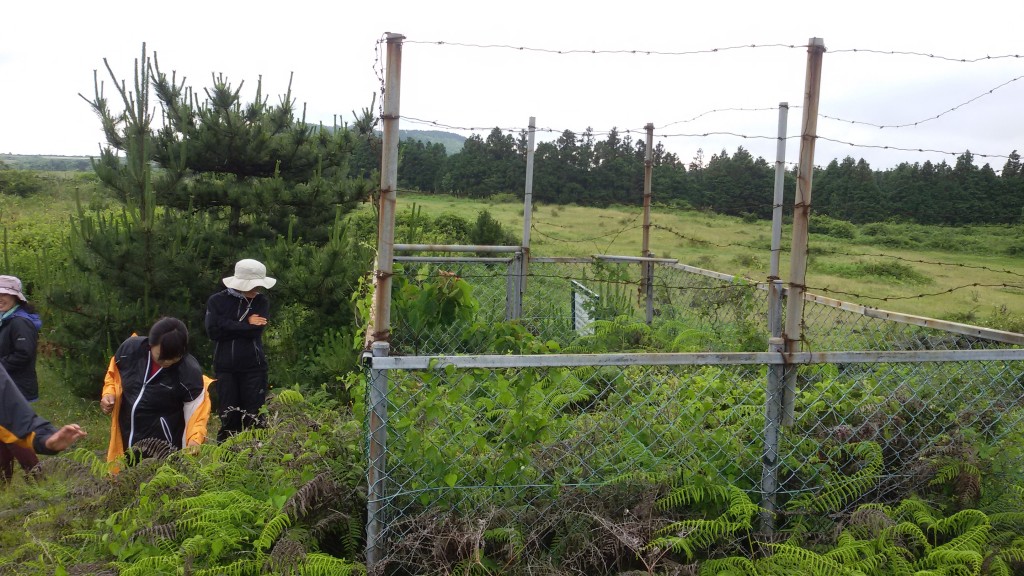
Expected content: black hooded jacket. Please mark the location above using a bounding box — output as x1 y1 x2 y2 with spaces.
205 289 269 373
0 364 58 454
113 336 205 450
0 308 42 401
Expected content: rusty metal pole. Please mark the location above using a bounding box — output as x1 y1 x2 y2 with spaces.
642 123 654 324
761 102 790 532
515 116 537 321
371 32 405 345
366 31 404 573
783 38 825 427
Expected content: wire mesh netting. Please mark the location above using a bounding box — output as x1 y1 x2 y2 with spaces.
367 352 1024 570
387 257 1020 356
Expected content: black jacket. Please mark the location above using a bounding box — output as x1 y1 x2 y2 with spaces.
0 308 41 401
113 336 205 450
205 289 269 373
0 364 58 454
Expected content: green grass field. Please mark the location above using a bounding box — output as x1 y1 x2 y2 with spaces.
382 192 1024 327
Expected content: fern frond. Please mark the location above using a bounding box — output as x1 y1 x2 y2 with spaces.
297 553 365 576
914 549 983 575
933 525 991 555
273 389 306 406
484 526 524 556
893 498 938 528
657 481 731 511
790 442 882 514
140 464 192 496
723 484 759 526
884 548 916 576
114 554 181 576
698 556 760 576
823 538 871 564
928 462 981 488
988 512 1024 529
63 447 112 478
846 550 888 575
649 519 747 560
880 521 930 555
453 555 498 576
985 556 1011 576
255 513 293 552
764 543 860 575
193 558 261 576
995 547 1024 565
929 509 988 538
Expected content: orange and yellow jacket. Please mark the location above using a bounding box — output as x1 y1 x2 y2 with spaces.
103 345 214 472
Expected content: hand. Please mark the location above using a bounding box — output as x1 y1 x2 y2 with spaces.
44 424 87 452
100 394 115 414
248 314 268 326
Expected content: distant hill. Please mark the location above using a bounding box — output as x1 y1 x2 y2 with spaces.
1 128 466 172
398 130 466 155
1 154 93 172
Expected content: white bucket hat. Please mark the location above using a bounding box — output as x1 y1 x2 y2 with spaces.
0 275 27 302
223 259 277 291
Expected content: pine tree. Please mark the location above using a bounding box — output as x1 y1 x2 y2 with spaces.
41 44 219 396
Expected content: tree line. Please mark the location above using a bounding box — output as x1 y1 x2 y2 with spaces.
398 127 1024 226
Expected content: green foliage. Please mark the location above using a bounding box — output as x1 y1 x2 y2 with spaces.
815 258 932 285
809 214 858 239
470 209 519 247
788 442 884 514
0 392 366 575
648 484 759 559
0 168 44 197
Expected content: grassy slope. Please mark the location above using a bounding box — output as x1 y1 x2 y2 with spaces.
383 192 1024 324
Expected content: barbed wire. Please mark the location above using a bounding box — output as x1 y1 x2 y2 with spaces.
814 249 1024 280
805 282 1024 302
828 48 1024 63
819 73 1024 129
374 33 388 125
401 267 1024 304
654 107 790 130
400 39 803 56
815 136 1012 161
400 114 1015 164
531 222 642 244
396 38 1024 64
402 115 653 139
651 223 1024 280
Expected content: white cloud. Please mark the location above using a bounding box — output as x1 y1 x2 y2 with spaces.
2 0 1021 169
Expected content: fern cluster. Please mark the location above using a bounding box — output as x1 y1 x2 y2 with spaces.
0 390 367 576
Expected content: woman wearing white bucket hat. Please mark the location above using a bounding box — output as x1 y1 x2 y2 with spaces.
204 259 275 441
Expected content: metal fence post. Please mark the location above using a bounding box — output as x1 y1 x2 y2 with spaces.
645 260 655 324
506 250 523 321
642 123 654 324
366 341 391 571
520 116 536 319
372 32 405 345
761 102 790 532
783 38 825 426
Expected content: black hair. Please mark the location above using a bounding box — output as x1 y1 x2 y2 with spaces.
149 317 188 360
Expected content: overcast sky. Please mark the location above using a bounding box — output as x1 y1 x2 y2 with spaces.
2 0 1022 171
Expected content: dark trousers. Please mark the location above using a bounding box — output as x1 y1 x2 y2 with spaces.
0 442 39 483
215 370 268 442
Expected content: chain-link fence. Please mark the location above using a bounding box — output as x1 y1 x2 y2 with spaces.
367 349 1024 571
387 255 1022 356
368 252 1024 571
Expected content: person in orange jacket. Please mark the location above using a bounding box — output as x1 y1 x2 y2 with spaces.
1 364 86 483
100 317 211 469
